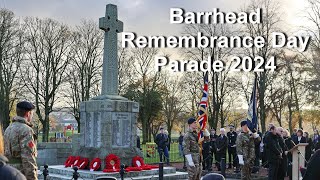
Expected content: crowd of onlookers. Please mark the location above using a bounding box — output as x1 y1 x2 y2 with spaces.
155 124 320 179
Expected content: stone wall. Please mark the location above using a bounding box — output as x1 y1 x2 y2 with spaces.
37 142 72 166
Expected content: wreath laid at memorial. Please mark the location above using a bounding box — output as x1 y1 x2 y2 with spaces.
64 156 76 167
103 154 120 172
125 156 159 171
77 158 89 169
89 158 101 171
71 156 81 167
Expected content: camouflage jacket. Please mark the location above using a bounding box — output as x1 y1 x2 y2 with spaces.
236 131 255 165
4 116 38 179
183 128 201 164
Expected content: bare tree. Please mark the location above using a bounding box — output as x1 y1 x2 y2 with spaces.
161 74 184 139
242 0 282 132
182 23 237 129
22 17 72 142
0 9 24 129
64 20 103 133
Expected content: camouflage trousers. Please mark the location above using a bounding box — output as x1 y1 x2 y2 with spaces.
187 164 202 180
9 163 38 180
241 164 252 180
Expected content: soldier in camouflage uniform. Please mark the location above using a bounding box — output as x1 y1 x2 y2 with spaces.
4 101 38 180
183 117 202 180
236 120 256 180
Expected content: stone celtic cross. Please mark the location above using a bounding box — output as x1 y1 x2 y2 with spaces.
99 4 123 96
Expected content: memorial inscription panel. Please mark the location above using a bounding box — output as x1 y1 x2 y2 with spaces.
112 112 131 147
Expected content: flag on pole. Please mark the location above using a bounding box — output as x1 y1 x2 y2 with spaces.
197 72 209 143
247 74 258 133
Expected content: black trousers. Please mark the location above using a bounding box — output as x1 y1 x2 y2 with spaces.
268 161 279 180
202 153 212 170
216 152 226 170
228 147 237 167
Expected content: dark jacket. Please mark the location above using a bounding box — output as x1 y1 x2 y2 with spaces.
293 136 307 145
277 135 288 176
215 135 228 154
210 134 218 153
265 132 282 163
305 137 313 161
155 133 168 149
178 135 184 145
303 149 320 180
284 137 294 162
202 140 211 155
0 155 26 180
227 131 237 147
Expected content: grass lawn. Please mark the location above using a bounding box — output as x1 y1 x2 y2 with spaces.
141 142 184 164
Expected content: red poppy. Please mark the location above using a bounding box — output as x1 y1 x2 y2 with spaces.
103 154 120 173
77 158 89 170
71 156 81 167
89 158 101 171
28 141 34 149
131 156 158 170
64 156 76 167
125 166 142 172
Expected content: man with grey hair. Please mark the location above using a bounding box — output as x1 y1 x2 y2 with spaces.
215 128 228 171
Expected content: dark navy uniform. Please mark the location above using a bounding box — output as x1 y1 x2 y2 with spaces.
227 130 237 168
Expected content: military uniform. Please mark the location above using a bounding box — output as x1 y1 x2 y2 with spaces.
236 131 255 180
183 128 202 180
5 116 38 180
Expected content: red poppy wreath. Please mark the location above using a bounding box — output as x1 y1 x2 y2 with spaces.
77 158 89 169
89 158 101 171
103 154 120 173
71 156 81 167
64 156 76 167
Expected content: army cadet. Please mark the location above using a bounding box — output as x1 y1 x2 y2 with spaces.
227 125 237 169
202 129 212 172
5 101 38 180
183 117 202 180
236 120 256 180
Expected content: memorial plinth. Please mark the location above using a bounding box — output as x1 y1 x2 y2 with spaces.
288 143 308 180
78 100 141 166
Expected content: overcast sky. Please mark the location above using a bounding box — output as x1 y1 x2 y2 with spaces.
1 0 308 36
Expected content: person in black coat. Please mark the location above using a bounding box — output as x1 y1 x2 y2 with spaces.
283 129 295 180
312 129 320 151
202 129 212 172
155 128 169 165
210 128 218 168
293 129 307 145
302 149 320 180
215 128 228 171
303 132 313 162
265 126 283 180
0 124 26 180
276 127 288 180
227 125 237 169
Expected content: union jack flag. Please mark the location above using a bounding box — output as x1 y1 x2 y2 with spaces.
197 71 209 143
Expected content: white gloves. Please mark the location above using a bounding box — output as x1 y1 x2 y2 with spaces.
185 154 195 167
238 155 244 165
253 132 260 138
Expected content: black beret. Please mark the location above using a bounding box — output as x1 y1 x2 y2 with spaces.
240 120 247 127
17 101 35 111
188 117 196 124
160 127 164 130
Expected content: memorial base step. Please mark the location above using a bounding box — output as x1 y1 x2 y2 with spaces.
38 165 188 180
